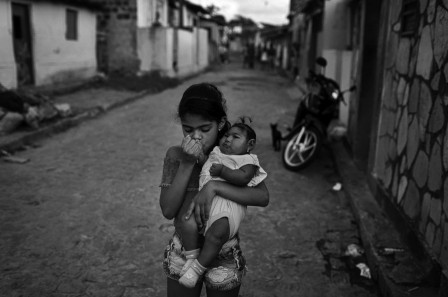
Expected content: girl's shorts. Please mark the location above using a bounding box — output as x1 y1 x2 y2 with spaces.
163 232 246 291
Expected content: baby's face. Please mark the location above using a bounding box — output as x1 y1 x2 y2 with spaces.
219 126 249 155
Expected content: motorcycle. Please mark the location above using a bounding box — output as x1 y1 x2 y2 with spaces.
271 57 356 171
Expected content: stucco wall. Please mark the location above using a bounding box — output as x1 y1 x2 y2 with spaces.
197 28 208 67
32 2 97 85
373 0 448 269
176 29 194 76
0 1 97 88
0 1 17 89
174 28 208 77
138 26 175 76
322 0 351 50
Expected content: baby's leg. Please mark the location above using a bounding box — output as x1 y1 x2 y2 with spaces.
198 217 230 266
179 218 230 288
178 215 201 276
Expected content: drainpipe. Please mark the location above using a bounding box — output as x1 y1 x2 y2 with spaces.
197 15 200 67
179 0 184 27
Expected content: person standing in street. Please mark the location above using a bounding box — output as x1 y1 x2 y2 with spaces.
159 83 270 297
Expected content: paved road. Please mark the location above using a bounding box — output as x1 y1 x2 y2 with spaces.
0 61 378 297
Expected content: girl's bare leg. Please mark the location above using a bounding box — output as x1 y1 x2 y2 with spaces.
178 216 202 276
178 215 200 251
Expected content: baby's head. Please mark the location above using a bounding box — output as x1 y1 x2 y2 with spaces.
219 116 256 155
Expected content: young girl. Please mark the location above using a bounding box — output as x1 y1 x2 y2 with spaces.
178 117 267 288
159 83 269 297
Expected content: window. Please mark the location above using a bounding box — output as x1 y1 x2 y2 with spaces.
401 0 419 37
66 9 78 40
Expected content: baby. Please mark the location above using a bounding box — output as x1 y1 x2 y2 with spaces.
179 117 267 288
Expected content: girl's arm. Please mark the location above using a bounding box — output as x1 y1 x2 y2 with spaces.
160 135 203 219
186 180 269 228
159 146 197 220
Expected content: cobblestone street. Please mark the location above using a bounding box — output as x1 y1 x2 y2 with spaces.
0 61 378 297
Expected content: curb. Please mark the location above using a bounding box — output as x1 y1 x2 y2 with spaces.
0 90 149 153
329 141 440 297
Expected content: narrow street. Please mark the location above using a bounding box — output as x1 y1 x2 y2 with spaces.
1 59 378 297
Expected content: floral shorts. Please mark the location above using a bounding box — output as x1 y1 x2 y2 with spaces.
163 232 246 291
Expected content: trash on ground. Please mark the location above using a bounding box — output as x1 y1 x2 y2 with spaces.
344 243 364 257
2 155 30 164
356 263 371 279
332 182 342 191
276 250 298 259
1 150 30 164
0 83 72 134
377 247 405 256
54 103 72 117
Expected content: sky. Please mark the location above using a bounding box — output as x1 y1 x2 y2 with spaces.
190 0 290 25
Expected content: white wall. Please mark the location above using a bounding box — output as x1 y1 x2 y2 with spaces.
0 1 17 89
137 0 153 27
137 0 168 28
177 29 195 76
175 28 208 77
32 2 97 86
322 49 353 126
138 26 175 76
323 0 351 50
197 28 208 67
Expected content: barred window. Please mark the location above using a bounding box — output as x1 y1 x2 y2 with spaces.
66 9 78 40
401 0 419 37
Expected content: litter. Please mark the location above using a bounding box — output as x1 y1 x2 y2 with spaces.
332 182 342 191
356 263 371 279
1 150 29 164
344 243 364 257
2 155 30 164
378 247 405 256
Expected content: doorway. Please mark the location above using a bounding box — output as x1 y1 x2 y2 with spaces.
12 3 34 86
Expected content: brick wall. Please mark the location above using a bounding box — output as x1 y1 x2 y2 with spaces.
94 0 140 73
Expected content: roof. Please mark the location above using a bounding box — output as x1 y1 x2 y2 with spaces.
184 0 208 14
31 0 103 10
288 0 323 17
259 25 289 39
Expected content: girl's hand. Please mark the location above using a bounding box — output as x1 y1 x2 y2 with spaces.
181 135 203 163
209 163 223 177
185 182 217 229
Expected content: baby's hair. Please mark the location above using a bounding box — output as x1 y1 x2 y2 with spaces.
232 116 256 141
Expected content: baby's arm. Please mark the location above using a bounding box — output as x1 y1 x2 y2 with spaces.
210 163 257 186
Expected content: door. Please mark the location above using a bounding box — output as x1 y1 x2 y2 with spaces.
12 3 34 86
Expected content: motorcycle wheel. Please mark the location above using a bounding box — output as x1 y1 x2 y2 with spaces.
282 125 322 171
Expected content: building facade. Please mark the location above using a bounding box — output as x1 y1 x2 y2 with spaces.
289 0 448 293
94 0 210 77
0 0 98 89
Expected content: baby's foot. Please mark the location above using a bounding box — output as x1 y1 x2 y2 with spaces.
179 259 206 288
180 249 200 276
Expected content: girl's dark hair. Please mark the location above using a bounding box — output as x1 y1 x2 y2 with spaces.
232 116 256 141
178 83 230 139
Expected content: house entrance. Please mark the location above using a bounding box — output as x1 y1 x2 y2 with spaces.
12 3 34 86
